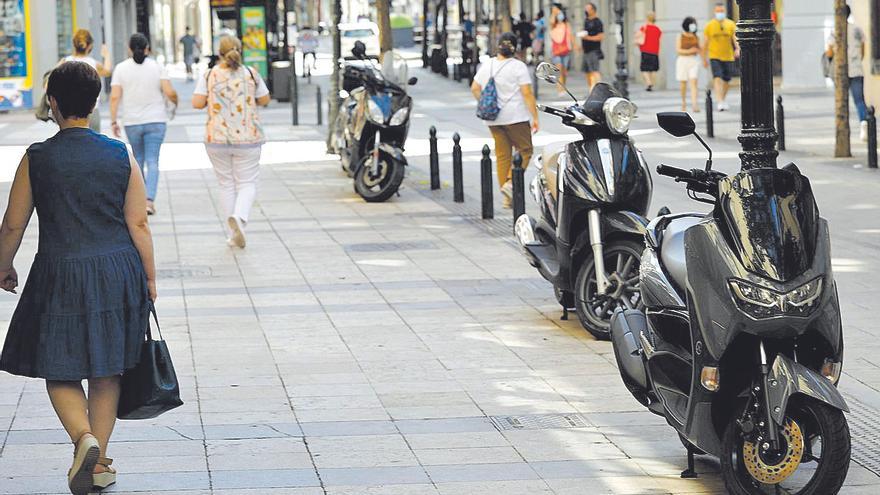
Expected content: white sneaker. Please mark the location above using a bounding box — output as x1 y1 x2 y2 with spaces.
860 120 868 142
500 181 513 200
717 101 724 112
227 216 246 248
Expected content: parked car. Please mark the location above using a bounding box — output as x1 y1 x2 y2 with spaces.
340 22 380 59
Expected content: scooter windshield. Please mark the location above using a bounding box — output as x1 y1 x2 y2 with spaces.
717 167 819 283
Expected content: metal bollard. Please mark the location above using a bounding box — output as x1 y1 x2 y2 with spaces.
480 145 494 219
453 63 461 82
531 71 539 100
452 133 464 202
776 95 785 151
869 106 878 169
705 90 714 138
512 152 526 224
290 57 299 126
429 126 440 190
316 85 323 126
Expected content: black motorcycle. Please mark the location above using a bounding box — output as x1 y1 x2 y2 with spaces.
611 112 850 494
331 42 416 202
515 62 652 339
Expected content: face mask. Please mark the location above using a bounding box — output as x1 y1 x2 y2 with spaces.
715 12 726 21
689 23 697 32
557 13 565 22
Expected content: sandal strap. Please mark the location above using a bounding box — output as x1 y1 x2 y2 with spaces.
72 431 94 445
97 457 113 466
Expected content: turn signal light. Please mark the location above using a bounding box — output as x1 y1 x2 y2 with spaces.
821 359 842 384
701 366 720 392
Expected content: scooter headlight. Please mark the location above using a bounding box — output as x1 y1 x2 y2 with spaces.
603 97 637 134
367 99 387 123
728 277 823 319
389 107 409 126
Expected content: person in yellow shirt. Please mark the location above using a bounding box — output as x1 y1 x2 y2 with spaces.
702 3 739 111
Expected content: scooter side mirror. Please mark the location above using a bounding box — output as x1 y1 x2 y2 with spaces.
657 112 696 138
407 77 418 86
339 89 350 99
351 40 367 59
535 62 560 84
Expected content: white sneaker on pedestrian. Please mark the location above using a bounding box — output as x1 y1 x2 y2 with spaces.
860 120 868 142
227 216 246 248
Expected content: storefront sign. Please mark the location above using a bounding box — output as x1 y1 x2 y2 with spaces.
210 0 236 7
240 5 267 79
0 0 31 110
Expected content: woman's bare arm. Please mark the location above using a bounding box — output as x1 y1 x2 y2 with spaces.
192 93 207 109
161 79 178 105
123 153 157 301
0 155 34 292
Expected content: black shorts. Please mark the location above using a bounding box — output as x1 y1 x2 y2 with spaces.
710 59 735 82
640 52 659 72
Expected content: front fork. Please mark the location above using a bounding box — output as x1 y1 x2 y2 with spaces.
758 340 781 450
588 209 610 295
370 130 381 172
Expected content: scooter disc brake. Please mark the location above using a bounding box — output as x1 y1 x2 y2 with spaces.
742 418 804 484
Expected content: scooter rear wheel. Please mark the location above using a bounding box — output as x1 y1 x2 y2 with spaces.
574 239 643 340
721 398 850 494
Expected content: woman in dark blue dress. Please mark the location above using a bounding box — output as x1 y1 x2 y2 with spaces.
0 62 156 494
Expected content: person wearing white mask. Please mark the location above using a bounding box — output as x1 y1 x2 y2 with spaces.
702 3 739 111
676 16 704 112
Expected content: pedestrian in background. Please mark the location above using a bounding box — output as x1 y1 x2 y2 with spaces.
179 27 200 82
703 3 739 111
192 35 270 249
110 33 178 216
64 29 113 132
676 16 703 112
532 10 546 64
579 2 605 91
826 4 868 142
471 33 539 209
0 61 157 495
550 3 573 95
635 12 661 91
515 13 534 61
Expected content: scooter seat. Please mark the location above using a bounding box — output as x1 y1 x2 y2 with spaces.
659 216 702 291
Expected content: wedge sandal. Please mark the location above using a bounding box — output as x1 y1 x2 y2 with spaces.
68 432 100 495
92 457 117 490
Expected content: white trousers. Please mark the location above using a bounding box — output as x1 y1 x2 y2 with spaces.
205 145 262 224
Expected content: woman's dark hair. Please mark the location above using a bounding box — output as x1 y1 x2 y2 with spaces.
682 16 697 32
46 62 101 119
129 33 149 64
536 10 544 19
498 32 517 57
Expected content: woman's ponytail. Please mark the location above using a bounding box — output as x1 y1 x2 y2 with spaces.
218 35 242 70
129 33 149 64
72 29 93 55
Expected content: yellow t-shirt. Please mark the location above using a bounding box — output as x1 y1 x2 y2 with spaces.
705 19 736 62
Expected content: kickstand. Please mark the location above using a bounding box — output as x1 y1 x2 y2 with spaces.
680 445 698 479
561 307 569 320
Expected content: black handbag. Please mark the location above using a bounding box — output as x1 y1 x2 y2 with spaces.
117 303 183 420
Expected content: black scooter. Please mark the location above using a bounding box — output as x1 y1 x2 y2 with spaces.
611 112 850 494
515 63 652 339
331 42 417 202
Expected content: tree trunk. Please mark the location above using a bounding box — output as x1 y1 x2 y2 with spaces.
325 0 343 152
833 0 851 158
376 0 393 58
498 0 512 33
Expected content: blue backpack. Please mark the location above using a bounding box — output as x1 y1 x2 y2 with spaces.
476 60 512 121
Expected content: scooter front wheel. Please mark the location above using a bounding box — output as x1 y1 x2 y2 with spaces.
574 239 643 340
354 153 405 202
721 398 850 494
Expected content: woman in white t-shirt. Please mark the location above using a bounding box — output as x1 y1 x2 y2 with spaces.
109 33 178 215
192 36 270 249
471 32 539 208
63 29 113 132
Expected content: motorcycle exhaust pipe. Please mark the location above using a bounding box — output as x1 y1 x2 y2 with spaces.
588 209 609 295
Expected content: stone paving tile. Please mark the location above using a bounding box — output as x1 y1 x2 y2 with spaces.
435 480 556 495
211 469 321 489
426 462 541 483
317 466 431 486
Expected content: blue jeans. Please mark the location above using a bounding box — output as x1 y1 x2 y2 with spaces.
850 76 867 122
125 123 166 201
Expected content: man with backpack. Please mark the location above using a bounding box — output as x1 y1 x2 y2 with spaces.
471 33 539 209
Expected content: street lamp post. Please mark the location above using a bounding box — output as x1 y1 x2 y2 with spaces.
612 0 628 98
736 0 778 169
